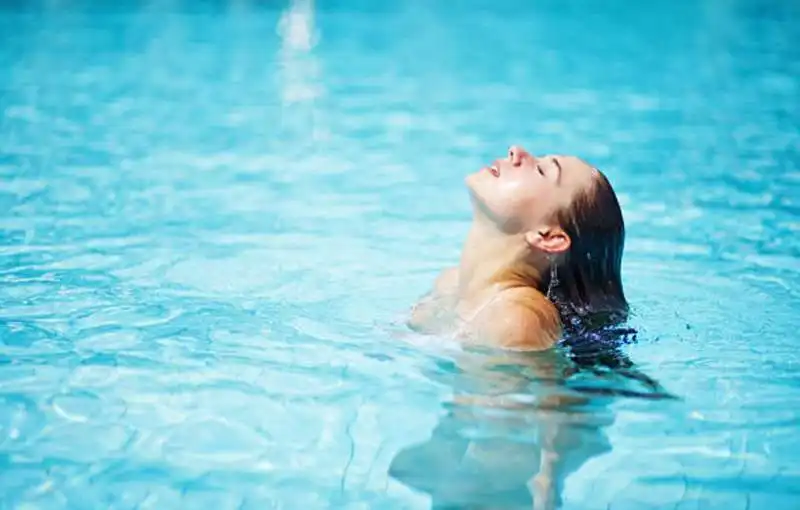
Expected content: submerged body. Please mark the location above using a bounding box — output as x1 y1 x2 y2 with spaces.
388 351 614 510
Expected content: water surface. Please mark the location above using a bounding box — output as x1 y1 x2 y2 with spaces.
1 0 799 508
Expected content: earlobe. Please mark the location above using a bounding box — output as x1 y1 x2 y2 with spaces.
525 228 571 254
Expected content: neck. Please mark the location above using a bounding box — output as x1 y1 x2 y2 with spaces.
457 214 545 298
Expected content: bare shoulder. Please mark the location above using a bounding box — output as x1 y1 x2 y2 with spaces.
433 266 459 294
475 288 562 351
407 267 459 333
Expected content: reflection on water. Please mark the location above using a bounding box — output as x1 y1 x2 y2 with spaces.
390 345 675 509
278 0 316 53
276 0 327 145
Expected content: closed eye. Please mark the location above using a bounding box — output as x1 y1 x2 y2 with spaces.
537 164 545 176
552 157 562 184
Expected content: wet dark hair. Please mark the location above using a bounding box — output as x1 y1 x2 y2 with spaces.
542 169 637 367
544 170 628 329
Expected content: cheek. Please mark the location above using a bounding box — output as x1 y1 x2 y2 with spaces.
496 178 538 211
480 178 539 223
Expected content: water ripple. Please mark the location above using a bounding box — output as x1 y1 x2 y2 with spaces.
1 0 799 509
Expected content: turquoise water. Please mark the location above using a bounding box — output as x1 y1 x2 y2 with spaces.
1 0 799 508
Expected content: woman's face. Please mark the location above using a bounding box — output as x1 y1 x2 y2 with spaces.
466 145 597 233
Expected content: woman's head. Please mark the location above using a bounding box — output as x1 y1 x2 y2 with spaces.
466 145 628 330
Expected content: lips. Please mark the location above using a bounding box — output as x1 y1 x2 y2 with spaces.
486 160 501 177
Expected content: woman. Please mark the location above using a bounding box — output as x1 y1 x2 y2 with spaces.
408 144 628 350
391 145 650 510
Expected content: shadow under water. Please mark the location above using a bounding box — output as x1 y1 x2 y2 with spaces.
389 330 676 509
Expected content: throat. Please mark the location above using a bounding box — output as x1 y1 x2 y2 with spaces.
457 224 545 299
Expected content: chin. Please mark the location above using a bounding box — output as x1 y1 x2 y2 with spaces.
464 169 487 192
465 173 491 209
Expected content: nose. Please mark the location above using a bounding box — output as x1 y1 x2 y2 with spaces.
508 145 533 167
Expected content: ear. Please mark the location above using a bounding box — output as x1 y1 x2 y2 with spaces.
524 227 571 254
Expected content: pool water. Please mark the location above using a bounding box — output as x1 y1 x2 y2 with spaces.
1 0 799 508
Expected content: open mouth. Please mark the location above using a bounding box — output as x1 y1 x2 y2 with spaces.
488 164 500 177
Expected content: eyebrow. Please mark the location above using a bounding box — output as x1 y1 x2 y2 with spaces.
552 157 562 184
